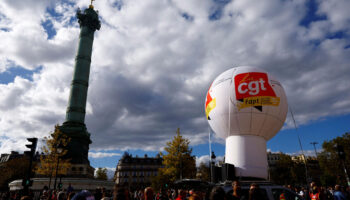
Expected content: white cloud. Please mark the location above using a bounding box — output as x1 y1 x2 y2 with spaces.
196 155 224 167
89 152 121 158
94 167 116 180
286 149 321 157
0 0 349 154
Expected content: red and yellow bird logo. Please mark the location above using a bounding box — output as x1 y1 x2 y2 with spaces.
205 84 216 120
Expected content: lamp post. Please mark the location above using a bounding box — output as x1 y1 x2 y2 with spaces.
210 151 216 183
310 142 318 158
53 145 63 190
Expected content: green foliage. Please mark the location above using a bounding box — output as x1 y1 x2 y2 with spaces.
95 167 108 180
197 162 210 181
269 132 350 186
151 172 172 191
152 128 196 189
270 153 294 185
318 132 350 185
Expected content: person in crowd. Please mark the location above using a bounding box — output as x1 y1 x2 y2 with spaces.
248 183 262 200
20 196 32 200
209 186 226 200
155 188 169 200
114 187 129 200
67 183 74 195
95 187 103 200
320 186 333 200
342 186 349 199
144 187 154 200
176 190 186 200
309 184 320 200
137 189 144 200
231 180 242 200
57 191 66 200
189 193 201 200
40 190 49 200
328 186 334 196
72 190 95 200
333 185 347 200
67 192 76 200
166 189 173 200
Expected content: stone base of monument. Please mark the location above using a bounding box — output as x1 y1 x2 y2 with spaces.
64 164 95 178
9 178 114 192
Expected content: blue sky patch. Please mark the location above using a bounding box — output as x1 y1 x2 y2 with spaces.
326 31 347 40
45 3 78 28
182 13 194 21
299 0 327 28
112 1 123 10
209 0 231 21
0 66 42 84
41 19 56 39
0 28 10 32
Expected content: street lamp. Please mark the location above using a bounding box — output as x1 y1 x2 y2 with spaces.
210 151 216 182
310 142 318 158
53 144 63 190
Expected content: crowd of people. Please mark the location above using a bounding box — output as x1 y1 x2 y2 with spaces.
283 182 350 200
1 181 350 200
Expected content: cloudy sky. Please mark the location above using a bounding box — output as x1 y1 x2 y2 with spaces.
0 0 349 177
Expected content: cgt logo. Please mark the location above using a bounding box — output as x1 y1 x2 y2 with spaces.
234 72 279 111
235 72 275 99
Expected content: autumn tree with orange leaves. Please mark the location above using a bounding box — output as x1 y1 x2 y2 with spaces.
36 125 71 181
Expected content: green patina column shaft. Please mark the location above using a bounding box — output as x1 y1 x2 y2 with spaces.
66 7 100 124
59 6 100 167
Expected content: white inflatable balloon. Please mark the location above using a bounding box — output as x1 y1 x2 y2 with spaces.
205 66 288 179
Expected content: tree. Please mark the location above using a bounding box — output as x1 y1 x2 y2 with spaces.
318 132 350 186
153 128 196 189
95 167 108 180
36 125 71 179
197 162 210 181
270 153 294 185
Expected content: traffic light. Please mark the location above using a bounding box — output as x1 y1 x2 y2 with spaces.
58 182 63 189
24 138 38 159
23 137 37 193
21 179 33 187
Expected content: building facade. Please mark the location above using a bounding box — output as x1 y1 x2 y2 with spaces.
0 151 23 165
0 151 41 166
114 152 163 190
